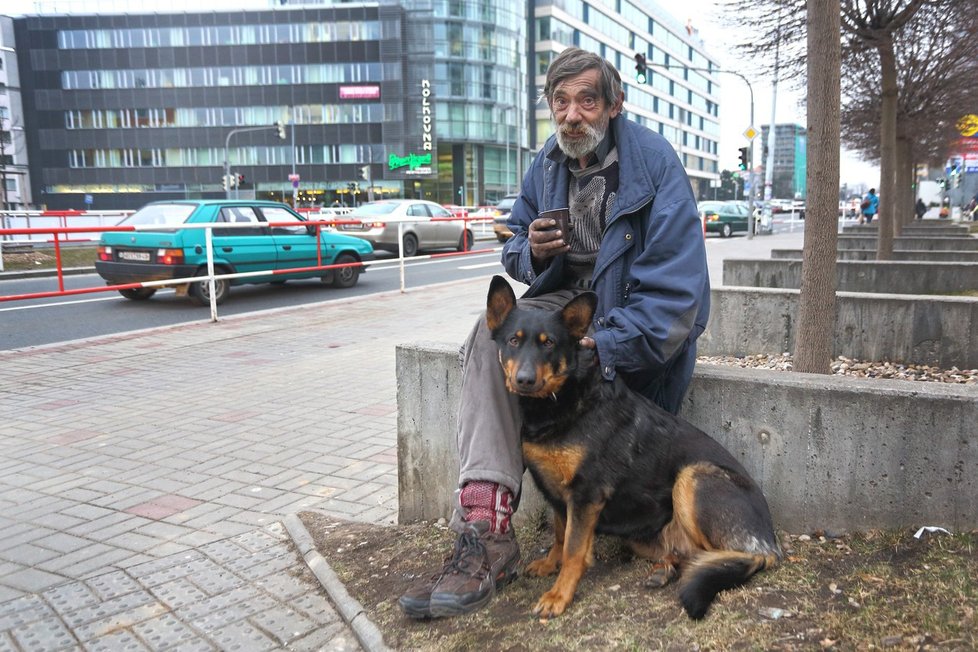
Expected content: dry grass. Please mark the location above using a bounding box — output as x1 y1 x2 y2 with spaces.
1 245 97 272
299 511 976 651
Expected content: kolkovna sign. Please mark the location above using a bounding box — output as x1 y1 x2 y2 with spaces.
388 79 434 175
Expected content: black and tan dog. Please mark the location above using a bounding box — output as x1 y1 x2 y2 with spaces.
485 276 781 619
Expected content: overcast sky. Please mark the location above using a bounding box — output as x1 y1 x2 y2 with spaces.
4 0 881 188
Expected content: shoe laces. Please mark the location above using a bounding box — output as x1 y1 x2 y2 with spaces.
445 528 490 579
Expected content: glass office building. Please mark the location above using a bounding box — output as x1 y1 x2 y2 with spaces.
11 0 715 210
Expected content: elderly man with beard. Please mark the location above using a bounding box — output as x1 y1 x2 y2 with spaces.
399 47 711 619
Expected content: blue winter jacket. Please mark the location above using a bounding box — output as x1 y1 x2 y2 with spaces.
501 115 710 412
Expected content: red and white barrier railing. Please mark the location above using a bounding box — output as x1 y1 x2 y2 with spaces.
0 216 501 319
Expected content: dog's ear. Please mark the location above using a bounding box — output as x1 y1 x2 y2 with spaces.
561 292 597 340
486 275 517 332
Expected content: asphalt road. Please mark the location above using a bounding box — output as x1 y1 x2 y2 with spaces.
0 246 508 351
0 225 807 351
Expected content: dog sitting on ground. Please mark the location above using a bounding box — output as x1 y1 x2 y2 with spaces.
485 276 782 619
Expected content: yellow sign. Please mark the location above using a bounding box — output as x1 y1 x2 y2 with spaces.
743 126 758 141
957 114 978 137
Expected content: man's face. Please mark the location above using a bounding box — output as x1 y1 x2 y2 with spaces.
550 68 622 161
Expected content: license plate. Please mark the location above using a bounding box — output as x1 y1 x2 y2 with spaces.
340 225 363 231
118 250 151 262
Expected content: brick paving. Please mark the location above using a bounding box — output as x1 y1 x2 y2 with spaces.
0 230 800 650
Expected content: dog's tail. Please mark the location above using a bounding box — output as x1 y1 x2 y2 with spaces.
678 550 780 620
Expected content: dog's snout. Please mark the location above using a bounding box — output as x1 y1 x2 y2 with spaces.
515 364 539 390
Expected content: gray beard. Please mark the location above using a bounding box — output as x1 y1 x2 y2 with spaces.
556 122 605 161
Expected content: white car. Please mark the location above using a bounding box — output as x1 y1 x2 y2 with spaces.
338 199 474 257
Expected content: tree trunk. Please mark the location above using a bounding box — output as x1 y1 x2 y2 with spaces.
875 38 899 260
794 0 840 375
895 136 913 230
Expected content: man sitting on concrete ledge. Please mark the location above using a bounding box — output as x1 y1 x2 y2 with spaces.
398 46 711 619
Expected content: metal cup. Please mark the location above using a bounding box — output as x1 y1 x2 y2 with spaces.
539 208 571 235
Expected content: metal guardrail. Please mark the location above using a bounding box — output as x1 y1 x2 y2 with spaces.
0 216 500 320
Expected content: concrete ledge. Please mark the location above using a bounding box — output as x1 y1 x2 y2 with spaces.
700 287 978 368
842 224 971 237
396 343 978 533
837 235 978 251
771 248 978 263
723 258 978 294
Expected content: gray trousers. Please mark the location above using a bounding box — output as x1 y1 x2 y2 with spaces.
453 288 582 523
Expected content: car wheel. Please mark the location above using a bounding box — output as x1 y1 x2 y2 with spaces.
401 233 419 257
188 268 230 306
118 287 156 301
720 223 732 238
457 229 474 252
327 253 360 289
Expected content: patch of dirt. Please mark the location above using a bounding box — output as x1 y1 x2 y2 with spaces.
298 511 977 651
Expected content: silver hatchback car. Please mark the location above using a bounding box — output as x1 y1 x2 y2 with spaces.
339 199 474 257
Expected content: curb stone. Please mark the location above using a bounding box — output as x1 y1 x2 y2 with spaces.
284 513 392 652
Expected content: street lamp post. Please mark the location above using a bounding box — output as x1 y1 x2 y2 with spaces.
502 105 515 197
223 124 284 200
645 63 757 238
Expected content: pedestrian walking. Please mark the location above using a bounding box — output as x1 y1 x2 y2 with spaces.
915 198 927 220
860 188 879 224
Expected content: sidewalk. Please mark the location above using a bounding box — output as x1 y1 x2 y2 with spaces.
0 230 802 650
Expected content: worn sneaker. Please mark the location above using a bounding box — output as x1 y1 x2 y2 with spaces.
427 521 520 618
398 568 446 619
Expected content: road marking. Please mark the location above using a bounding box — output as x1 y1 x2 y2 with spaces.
457 262 503 270
0 290 175 312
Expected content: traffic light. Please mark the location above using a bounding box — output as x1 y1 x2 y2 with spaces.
275 121 286 140
222 175 229 191
237 173 245 188
634 53 648 84
358 165 370 181
737 147 749 171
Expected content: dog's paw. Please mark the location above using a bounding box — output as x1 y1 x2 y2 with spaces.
525 557 559 577
644 562 679 589
532 588 572 618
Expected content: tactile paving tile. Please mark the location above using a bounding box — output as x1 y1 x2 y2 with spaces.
208 619 277 651
8 614 76 652
58 588 156 629
147 577 208 610
85 570 144 601
247 604 317 646
42 581 100 618
80 629 151 652
130 612 198 650
0 595 55 630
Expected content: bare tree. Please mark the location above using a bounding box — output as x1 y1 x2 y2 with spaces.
839 5 978 227
794 0 841 374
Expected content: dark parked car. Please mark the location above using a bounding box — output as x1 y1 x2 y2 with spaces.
699 200 751 238
95 200 374 305
492 194 520 242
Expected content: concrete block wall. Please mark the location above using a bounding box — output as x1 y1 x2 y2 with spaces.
396 343 978 533
838 236 978 251
771 248 978 263
699 287 978 368
723 258 978 294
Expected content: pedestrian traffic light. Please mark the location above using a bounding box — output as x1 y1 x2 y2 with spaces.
737 147 749 171
237 173 245 187
358 165 370 181
634 53 648 84
275 121 286 140
221 175 229 191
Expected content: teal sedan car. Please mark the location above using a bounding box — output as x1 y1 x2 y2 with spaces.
95 200 374 305
700 200 751 238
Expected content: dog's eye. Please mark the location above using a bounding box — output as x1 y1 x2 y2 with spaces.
508 336 520 347
542 338 555 349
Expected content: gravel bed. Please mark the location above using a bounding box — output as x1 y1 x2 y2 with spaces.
698 353 978 384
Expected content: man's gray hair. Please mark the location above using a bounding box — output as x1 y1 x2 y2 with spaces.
542 47 623 107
